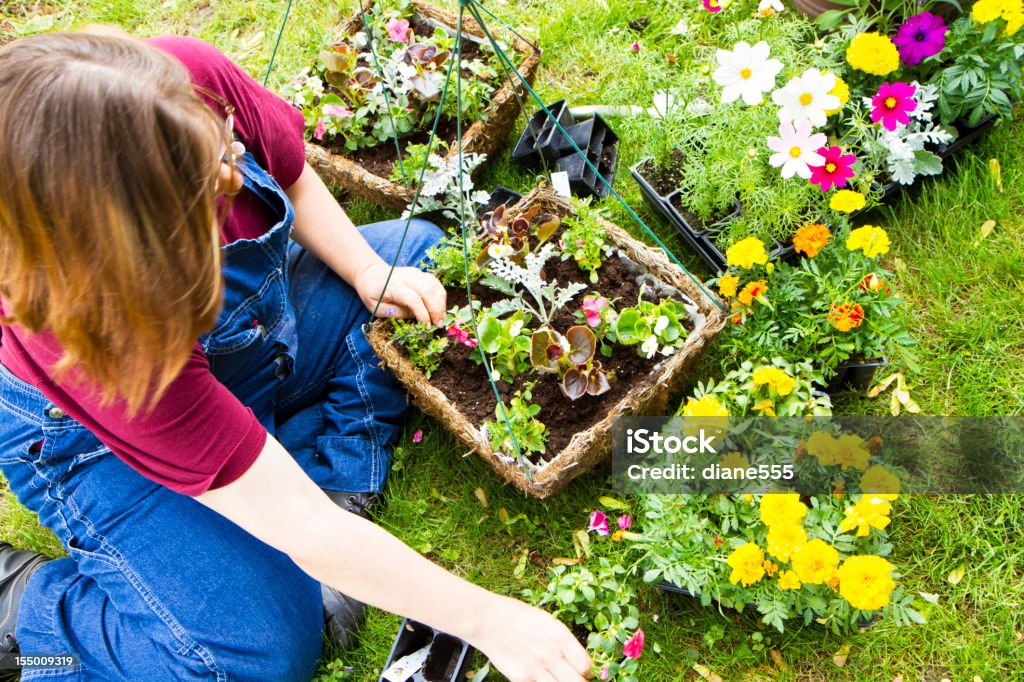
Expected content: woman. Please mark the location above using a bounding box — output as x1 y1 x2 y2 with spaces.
0 31 590 681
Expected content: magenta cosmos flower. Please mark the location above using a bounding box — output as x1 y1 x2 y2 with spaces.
588 510 610 535
702 0 724 12
893 12 947 67
871 82 917 131
622 628 645 659
809 145 857 192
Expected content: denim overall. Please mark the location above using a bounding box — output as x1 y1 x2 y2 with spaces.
0 153 442 680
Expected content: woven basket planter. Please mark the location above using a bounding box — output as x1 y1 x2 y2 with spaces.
304 0 542 210
367 184 727 497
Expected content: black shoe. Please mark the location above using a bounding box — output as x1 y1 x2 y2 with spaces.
0 542 47 655
323 491 382 521
321 585 365 651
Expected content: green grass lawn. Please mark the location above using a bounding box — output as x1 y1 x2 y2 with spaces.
2 0 1022 680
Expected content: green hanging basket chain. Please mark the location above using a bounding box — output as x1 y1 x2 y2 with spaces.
464 0 726 312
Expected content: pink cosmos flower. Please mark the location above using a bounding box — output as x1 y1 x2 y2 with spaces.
313 118 326 141
871 82 917 132
412 429 424 443
703 0 724 11
631 41 640 53
580 297 609 327
447 323 477 348
808 145 857 192
894 12 947 67
622 628 645 659
617 514 633 530
766 120 827 180
588 510 610 536
386 18 412 43
323 104 354 119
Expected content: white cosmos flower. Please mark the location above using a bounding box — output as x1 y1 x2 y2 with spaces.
767 120 827 179
713 41 783 106
641 336 659 359
757 0 785 14
771 68 840 128
488 243 515 259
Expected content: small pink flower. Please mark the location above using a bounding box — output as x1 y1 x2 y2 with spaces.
871 82 917 132
631 41 640 53
599 666 610 680
447 323 477 348
313 118 326 141
323 104 354 119
617 514 633 530
622 628 645 659
588 510 609 536
703 0 724 12
580 297 609 328
386 17 412 43
412 429 424 443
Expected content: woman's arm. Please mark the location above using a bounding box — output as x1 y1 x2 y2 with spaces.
196 435 592 682
285 162 447 326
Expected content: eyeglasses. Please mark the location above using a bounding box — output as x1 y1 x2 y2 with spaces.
193 84 246 161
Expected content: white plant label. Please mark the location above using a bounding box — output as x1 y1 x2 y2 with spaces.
381 644 430 682
551 171 572 198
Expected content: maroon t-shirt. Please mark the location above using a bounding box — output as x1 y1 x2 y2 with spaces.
0 36 307 496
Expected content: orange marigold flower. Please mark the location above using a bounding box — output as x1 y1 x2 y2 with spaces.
859 274 892 295
868 436 884 454
730 300 745 325
828 303 865 332
793 223 832 257
737 280 768 306
763 560 779 577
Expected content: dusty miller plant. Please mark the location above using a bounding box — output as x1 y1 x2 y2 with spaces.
482 244 587 326
403 151 490 226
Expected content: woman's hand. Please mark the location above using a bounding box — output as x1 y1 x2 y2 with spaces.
353 261 447 327
470 595 593 682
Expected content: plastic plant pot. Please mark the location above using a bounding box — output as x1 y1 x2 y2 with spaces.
379 619 474 682
476 186 524 220
630 157 672 224
546 114 620 199
511 99 575 170
825 356 889 393
936 111 1000 160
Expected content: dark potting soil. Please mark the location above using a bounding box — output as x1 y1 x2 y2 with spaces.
417 250 694 462
638 151 686 197
668 192 736 234
309 15 494 180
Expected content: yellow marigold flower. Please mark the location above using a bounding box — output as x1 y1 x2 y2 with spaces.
973 0 1024 33
793 223 831 257
725 237 768 269
727 542 766 587
825 75 850 115
751 399 776 416
718 274 740 298
778 569 802 591
767 523 808 562
760 493 808 528
720 451 750 473
973 0 1004 22
743 493 754 502
806 431 837 465
611 530 624 542
839 496 892 537
846 225 891 258
829 190 866 213
845 32 899 76
837 555 895 611
791 538 840 585
682 394 728 418
830 433 871 471
859 465 901 497
737 280 768 306
752 366 796 397
763 560 779 577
